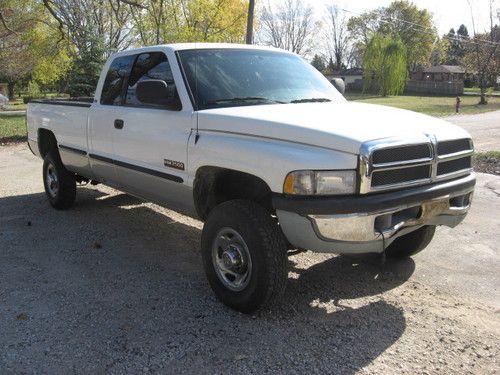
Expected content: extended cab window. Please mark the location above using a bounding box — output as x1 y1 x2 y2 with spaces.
100 55 135 105
125 52 181 110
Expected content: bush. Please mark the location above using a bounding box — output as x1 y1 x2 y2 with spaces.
23 81 44 103
22 95 45 104
27 81 41 97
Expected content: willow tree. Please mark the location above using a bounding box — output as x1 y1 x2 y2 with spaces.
363 34 407 97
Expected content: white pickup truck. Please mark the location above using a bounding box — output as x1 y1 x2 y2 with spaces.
27 43 475 312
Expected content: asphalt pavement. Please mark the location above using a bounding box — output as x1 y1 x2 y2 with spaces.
444 110 500 151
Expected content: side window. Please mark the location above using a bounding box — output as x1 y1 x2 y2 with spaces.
125 52 181 110
100 55 135 105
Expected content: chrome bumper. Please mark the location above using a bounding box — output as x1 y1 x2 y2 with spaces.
309 191 472 242
276 182 474 254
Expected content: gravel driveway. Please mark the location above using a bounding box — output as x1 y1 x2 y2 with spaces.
1 144 499 374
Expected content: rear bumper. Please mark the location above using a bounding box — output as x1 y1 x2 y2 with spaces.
274 173 475 254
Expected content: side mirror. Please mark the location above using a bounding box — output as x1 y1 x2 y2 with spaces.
331 78 346 95
136 79 179 108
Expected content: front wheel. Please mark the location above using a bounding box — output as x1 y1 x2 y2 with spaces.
43 150 76 209
201 200 287 313
385 225 436 258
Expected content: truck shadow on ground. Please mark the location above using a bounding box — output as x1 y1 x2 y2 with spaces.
0 188 415 374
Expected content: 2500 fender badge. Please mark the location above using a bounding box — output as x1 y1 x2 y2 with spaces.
164 159 185 170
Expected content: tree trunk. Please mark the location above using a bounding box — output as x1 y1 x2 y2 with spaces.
479 90 488 105
478 74 488 105
7 81 15 100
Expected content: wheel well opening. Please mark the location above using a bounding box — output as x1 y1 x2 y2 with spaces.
194 167 273 221
38 129 57 158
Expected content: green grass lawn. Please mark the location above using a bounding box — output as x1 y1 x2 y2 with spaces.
0 114 27 143
345 94 500 116
463 87 500 95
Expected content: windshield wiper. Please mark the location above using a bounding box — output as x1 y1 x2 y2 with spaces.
207 97 285 105
290 98 332 103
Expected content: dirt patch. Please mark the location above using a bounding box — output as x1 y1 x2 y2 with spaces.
473 152 500 176
0 136 27 145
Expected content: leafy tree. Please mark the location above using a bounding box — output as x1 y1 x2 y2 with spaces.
463 26 500 104
66 32 106 97
462 1 499 104
130 0 247 45
363 34 407 97
430 37 450 66
41 0 133 96
41 0 135 54
0 0 71 98
346 9 380 45
326 57 335 73
310 54 326 72
184 0 247 42
348 0 436 70
29 24 72 85
444 25 469 64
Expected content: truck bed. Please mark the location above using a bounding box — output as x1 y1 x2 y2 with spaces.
27 98 93 177
29 97 94 107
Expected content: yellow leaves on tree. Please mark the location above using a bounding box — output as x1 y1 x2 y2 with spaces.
0 0 71 86
28 26 72 85
132 0 248 45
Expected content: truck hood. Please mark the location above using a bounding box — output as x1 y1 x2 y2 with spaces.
197 102 471 154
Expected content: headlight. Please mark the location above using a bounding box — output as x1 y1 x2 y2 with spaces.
283 170 356 195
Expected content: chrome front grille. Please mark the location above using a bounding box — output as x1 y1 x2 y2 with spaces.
372 144 431 164
437 138 473 156
371 164 431 187
437 156 472 176
359 136 473 193
435 137 474 177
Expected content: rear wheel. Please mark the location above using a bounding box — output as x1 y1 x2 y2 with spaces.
385 225 436 258
43 150 76 209
201 200 287 313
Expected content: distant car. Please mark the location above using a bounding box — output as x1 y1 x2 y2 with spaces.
0 94 9 109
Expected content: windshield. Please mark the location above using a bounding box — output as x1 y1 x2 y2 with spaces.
177 48 345 110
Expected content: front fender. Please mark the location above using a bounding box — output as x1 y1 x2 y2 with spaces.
187 130 358 193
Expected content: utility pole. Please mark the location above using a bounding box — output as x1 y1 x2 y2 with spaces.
245 0 255 44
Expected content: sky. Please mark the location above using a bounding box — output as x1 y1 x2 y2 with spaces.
306 0 500 35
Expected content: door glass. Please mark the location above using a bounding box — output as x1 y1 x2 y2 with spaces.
100 55 135 105
125 52 181 109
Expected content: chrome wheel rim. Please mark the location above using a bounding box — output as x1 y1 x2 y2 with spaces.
45 162 59 198
212 227 252 292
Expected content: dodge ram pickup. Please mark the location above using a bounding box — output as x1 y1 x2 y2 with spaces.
27 43 475 313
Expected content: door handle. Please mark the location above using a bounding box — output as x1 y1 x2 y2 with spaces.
114 119 124 129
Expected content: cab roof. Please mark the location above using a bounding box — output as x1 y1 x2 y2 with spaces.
112 43 291 58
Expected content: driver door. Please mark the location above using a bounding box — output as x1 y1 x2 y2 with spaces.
111 51 193 211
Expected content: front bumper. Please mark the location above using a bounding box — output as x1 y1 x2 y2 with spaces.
274 173 475 254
